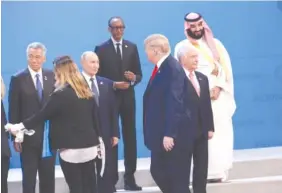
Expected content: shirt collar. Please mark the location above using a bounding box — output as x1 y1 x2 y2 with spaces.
183 68 196 77
111 37 123 46
82 71 96 81
156 54 170 69
28 66 42 78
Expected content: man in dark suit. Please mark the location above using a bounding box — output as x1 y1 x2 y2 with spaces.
176 43 214 193
2 78 11 193
94 16 142 191
8 42 56 193
143 34 195 193
81 51 120 193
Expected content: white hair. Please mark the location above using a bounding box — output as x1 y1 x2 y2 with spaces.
81 51 97 60
26 42 47 57
176 42 198 62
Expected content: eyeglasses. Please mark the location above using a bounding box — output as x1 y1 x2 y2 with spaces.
110 26 125 30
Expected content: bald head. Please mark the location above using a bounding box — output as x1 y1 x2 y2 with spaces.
81 51 99 77
177 44 199 72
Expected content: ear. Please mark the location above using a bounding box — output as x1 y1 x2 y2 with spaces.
42 55 46 63
108 26 112 33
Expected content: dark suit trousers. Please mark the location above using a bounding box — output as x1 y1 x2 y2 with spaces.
20 145 56 193
60 157 97 193
191 132 208 193
96 146 115 193
150 147 192 193
114 91 137 183
1 156 10 193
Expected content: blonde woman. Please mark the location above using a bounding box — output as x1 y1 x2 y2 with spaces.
1 76 11 193
7 56 103 193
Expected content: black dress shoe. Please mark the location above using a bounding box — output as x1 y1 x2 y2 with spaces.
113 187 117 192
207 179 223 183
124 183 142 191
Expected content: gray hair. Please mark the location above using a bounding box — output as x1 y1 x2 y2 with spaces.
176 43 198 62
81 51 97 60
26 42 47 57
144 34 171 55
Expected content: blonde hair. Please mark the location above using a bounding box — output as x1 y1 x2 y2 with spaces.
53 56 93 99
144 34 171 54
1 76 5 99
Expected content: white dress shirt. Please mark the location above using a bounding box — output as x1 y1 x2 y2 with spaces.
111 37 123 58
28 66 43 89
82 71 99 95
156 53 170 69
56 72 99 164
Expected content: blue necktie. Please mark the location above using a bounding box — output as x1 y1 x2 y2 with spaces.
35 74 43 101
90 78 99 106
36 74 52 158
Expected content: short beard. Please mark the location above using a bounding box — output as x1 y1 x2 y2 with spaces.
186 29 204 40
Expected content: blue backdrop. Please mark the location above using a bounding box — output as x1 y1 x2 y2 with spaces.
2 1 282 168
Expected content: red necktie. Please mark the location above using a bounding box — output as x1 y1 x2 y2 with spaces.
150 66 158 82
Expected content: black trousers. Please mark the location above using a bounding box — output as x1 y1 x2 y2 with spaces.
20 145 56 193
1 156 10 193
114 91 137 184
96 147 115 193
150 147 192 193
60 157 97 193
191 133 208 193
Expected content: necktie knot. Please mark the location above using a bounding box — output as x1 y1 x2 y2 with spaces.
36 73 40 78
116 43 121 47
189 72 194 78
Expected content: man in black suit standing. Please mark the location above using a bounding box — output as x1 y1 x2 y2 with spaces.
81 51 120 193
176 43 214 193
1 77 11 193
94 16 142 191
8 42 56 193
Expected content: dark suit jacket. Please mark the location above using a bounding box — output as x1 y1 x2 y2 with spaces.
1 100 11 157
185 71 214 138
143 55 191 152
22 84 101 150
96 76 119 148
8 68 54 147
95 39 142 94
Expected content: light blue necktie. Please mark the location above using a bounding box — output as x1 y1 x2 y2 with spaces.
35 74 52 158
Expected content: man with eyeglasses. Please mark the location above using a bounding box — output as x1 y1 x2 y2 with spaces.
94 16 142 191
8 42 56 193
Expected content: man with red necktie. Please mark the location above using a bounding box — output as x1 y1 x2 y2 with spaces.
143 34 193 193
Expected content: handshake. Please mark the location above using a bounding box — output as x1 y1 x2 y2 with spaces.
4 123 35 143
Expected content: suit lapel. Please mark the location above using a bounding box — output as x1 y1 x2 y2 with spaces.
195 73 203 98
24 69 40 104
42 70 54 104
121 41 130 71
144 59 167 99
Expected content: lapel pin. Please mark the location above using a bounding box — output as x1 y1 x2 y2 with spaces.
44 76 47 81
100 82 103 85
125 45 128 48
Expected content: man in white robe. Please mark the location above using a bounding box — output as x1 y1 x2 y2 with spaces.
174 12 236 182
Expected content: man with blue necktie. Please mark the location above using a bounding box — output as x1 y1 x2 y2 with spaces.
81 51 120 193
8 42 56 193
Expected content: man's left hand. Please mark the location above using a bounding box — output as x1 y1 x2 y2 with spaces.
111 137 119 147
163 136 174 151
208 131 214 140
124 71 136 82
